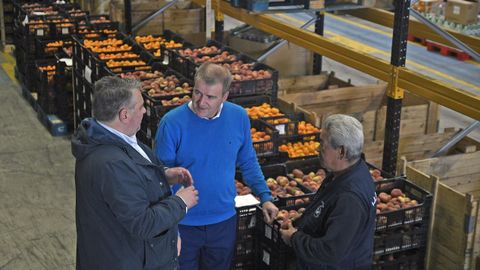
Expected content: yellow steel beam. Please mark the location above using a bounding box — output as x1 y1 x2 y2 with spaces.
346 8 480 53
213 0 392 81
398 68 480 119
191 0 480 120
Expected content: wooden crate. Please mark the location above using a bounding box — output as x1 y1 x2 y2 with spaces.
364 130 460 168
404 149 480 270
278 75 438 142
110 1 205 35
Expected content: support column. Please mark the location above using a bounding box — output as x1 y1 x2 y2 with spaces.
123 0 132 34
313 11 324 74
382 0 411 175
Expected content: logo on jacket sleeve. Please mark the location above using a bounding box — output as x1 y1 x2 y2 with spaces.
314 201 325 218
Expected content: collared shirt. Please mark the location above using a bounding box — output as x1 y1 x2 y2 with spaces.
98 121 152 163
188 101 223 120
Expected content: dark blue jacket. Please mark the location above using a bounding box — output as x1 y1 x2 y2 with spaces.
291 159 376 270
71 118 186 270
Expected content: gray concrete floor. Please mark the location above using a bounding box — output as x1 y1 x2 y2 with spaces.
0 52 76 269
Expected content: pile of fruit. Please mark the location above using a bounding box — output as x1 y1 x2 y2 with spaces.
288 168 326 191
376 188 418 214
235 180 252 196
120 70 164 80
297 121 320 135
192 51 237 64
251 128 272 142
98 52 139 60
161 95 191 106
143 77 192 98
275 208 305 229
278 141 320 158
179 46 221 57
266 176 309 204
245 103 284 119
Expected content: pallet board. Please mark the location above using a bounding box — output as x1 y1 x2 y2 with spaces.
405 150 480 270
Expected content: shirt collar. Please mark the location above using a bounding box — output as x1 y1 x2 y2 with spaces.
188 101 223 120
97 121 138 146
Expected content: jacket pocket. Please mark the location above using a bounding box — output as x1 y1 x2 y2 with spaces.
145 230 177 269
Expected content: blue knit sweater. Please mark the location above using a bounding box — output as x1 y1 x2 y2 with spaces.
154 102 272 226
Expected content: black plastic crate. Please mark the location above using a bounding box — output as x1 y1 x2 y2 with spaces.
54 58 74 128
229 95 272 108
251 119 279 158
374 225 426 256
35 37 73 59
228 62 278 100
255 203 308 258
375 178 432 232
277 133 321 161
232 205 257 270
133 30 193 63
168 39 225 78
255 241 296 270
237 164 313 207
372 248 425 270
35 59 57 114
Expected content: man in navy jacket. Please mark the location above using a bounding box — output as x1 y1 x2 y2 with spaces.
280 114 376 269
72 76 198 270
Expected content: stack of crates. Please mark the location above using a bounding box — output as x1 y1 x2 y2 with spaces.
235 163 314 270
373 177 432 269
12 0 83 134
2 0 15 44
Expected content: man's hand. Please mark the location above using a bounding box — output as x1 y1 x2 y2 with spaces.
165 167 193 186
176 186 199 209
280 221 298 246
262 201 279 224
177 235 181 257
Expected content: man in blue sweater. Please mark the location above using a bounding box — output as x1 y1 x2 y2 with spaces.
155 62 278 270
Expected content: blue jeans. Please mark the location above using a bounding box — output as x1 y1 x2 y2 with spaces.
178 215 237 270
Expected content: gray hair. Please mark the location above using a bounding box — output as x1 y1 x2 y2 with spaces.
92 76 141 122
322 114 364 162
194 62 232 95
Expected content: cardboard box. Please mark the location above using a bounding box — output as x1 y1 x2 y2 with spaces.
445 0 479 25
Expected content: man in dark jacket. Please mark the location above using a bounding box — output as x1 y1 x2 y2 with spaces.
71 76 199 270
280 114 376 270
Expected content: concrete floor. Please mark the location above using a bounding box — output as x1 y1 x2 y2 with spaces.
0 52 76 269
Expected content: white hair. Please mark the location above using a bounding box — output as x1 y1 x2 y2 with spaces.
322 114 364 161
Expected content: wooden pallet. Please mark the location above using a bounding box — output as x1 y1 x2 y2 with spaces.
425 40 472 61
407 34 426 45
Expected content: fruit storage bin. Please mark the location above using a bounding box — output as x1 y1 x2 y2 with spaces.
232 205 257 270
373 248 425 270
251 119 279 158
374 225 427 256
255 203 308 264
375 177 432 231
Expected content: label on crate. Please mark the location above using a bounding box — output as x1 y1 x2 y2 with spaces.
62 27 69 35
85 66 92 84
163 55 169 65
264 225 272 239
262 250 271 265
275 125 286 135
36 29 44 36
249 215 256 229
453 5 460 15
